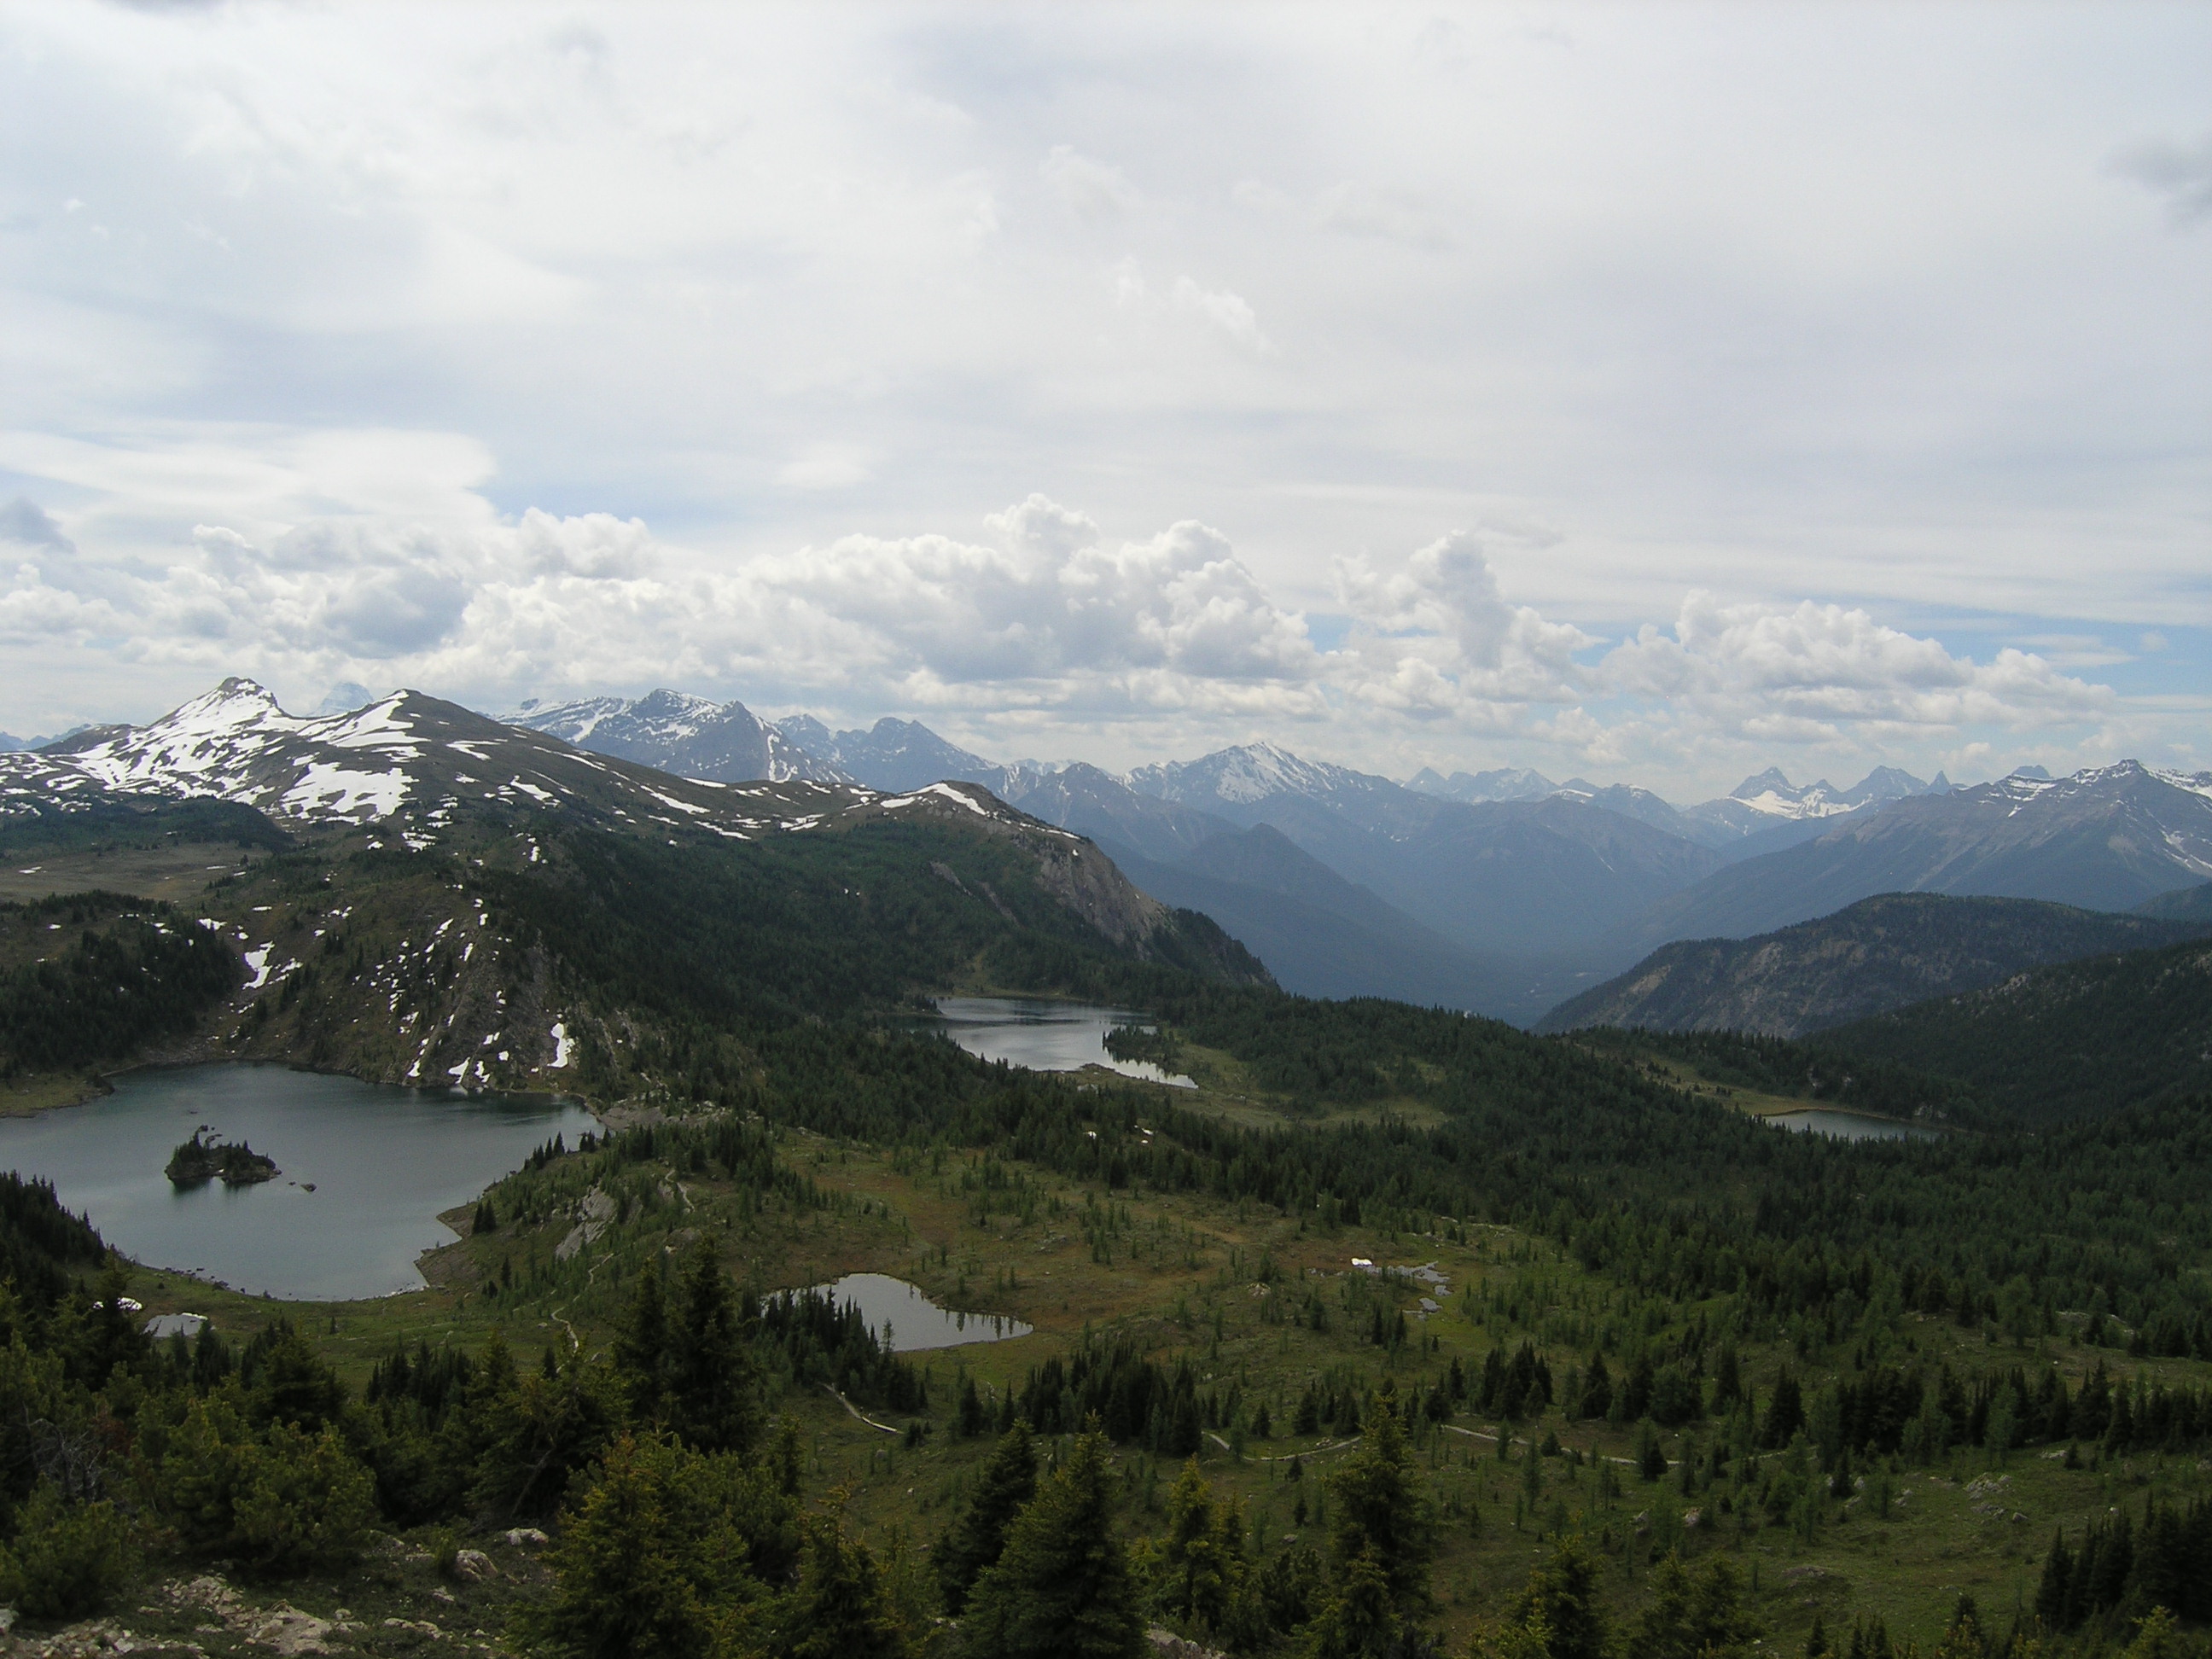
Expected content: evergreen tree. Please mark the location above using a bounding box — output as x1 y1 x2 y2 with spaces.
1629 1553 1762 1659
667 1236 757 1453
1317 1388 1435 1626
776 1499 911 1659
938 1420 1039 1615
1298 1545 1401 1659
515 1433 747 1659
962 1430 1143 1659
1575 1353 1611 1421
612 1262 669 1424
1499 1536 1610 1659
1145 1459 1247 1636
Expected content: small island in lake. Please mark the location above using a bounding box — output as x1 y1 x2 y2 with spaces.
165 1131 279 1186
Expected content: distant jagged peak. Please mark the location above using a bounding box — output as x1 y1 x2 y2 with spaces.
1406 765 1556 803
1726 765 1847 805
313 681 378 718
1842 765 1929 804
1131 739 1383 806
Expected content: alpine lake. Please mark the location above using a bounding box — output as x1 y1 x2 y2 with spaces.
923 995 1194 1086
0 1063 597 1300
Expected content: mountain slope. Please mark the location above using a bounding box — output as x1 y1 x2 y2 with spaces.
994 761 1234 864
1096 825 1525 1010
2138 881 2212 923
1812 935 2212 1121
511 690 843 783
1536 892 2212 1037
1605 762 2212 958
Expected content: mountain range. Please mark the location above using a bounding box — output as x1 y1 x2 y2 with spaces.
15 680 2211 1033
505 688 2212 1024
1536 890 2212 1038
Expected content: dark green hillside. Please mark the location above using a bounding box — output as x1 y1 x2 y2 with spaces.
487 812 1269 1030
1569 1026 1984 1126
1538 891 2210 1038
185 808 1266 1099
0 893 240 1077
1814 934 2212 1121
2138 879 2212 922
0 795 291 858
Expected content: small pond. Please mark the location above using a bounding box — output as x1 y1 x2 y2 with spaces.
806 1272 1033 1351
927 997 1194 1087
0 1063 597 1300
1767 1109 1940 1142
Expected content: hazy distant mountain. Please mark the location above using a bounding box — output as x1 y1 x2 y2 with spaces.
1404 761 1943 858
513 690 844 783
773 715 999 793
1536 891 2212 1038
1551 779 1717 843
994 761 1233 864
1127 742 1726 955
1406 765 1557 803
2137 881 2212 923
1605 761 2212 959
1680 765 1935 841
1097 824 1531 1010
313 681 378 717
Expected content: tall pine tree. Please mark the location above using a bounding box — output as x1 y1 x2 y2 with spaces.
962 1430 1142 1659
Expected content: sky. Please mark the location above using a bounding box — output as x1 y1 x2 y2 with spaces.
1 1 2206 801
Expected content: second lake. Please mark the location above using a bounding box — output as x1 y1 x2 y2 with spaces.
802 1272 1033 1352
928 997 1194 1087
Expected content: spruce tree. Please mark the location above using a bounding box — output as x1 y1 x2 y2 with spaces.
667 1236 756 1453
1310 1388 1436 1641
612 1261 669 1424
777 1502 911 1659
962 1430 1142 1659
1503 1536 1610 1659
1148 1458 1246 1635
1629 1553 1762 1659
937 1420 1039 1615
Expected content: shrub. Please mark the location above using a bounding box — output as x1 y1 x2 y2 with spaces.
160 1394 375 1576
0 1479 135 1620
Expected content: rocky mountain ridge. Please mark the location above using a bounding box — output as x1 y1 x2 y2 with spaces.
1536 890 2212 1038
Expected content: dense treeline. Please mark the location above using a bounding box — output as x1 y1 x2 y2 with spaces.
0 894 239 1075
0 795 291 858
1813 934 2212 1121
658 992 2212 1353
2035 1498 2212 1635
1572 1026 1984 1126
0 1170 106 1309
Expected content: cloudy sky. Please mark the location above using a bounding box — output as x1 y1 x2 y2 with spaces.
2 1 2206 799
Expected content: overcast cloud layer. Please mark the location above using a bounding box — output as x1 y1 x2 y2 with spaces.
1 2 2205 795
